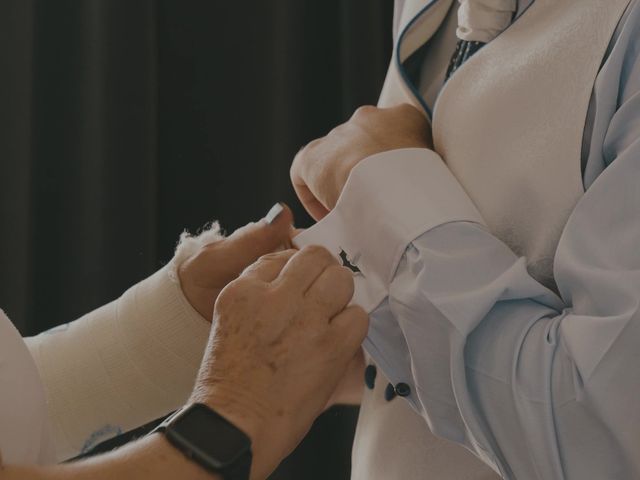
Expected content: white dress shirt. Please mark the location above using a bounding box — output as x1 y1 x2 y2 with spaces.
295 0 640 478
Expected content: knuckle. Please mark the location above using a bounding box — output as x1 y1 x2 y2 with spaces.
347 307 369 334
295 138 322 161
292 139 325 181
352 105 377 119
193 241 222 265
400 104 428 125
397 102 418 113
215 282 241 311
328 265 355 290
260 248 295 263
217 277 263 310
352 306 369 323
300 244 332 261
327 124 341 136
258 251 284 263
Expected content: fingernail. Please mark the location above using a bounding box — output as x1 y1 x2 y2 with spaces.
265 202 284 225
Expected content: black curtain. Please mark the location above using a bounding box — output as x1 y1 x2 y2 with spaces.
0 1 393 478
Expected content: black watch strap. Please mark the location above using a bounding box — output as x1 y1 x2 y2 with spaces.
153 403 253 480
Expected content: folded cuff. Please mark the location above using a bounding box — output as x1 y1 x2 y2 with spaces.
294 148 485 312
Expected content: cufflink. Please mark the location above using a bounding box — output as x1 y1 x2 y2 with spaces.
384 383 397 401
384 382 411 401
338 248 362 275
364 365 377 390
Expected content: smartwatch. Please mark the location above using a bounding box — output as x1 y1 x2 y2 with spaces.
152 403 253 480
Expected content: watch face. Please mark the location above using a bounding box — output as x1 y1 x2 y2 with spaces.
168 404 252 467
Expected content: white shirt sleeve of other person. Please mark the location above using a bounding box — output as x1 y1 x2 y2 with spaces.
295 0 640 478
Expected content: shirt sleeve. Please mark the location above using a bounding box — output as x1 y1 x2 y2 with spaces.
293 56 640 480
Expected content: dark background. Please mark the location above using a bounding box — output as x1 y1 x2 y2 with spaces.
0 1 393 478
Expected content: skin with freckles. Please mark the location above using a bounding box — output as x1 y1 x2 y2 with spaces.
191 246 369 479
0 246 368 480
178 204 296 322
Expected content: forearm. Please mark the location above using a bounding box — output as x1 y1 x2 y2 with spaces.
0 435 216 480
25 262 211 461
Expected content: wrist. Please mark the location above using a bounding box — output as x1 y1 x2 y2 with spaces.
189 383 270 448
146 433 216 480
188 388 292 480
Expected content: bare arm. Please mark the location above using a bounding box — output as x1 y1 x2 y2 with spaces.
0 435 216 480
2 246 368 480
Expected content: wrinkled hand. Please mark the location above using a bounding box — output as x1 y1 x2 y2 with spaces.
178 204 294 322
291 104 432 220
190 246 369 480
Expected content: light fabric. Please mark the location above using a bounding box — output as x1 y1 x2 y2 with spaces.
435 0 628 291
378 0 455 111
299 0 640 478
0 226 221 464
0 311 54 466
294 148 484 313
457 0 517 43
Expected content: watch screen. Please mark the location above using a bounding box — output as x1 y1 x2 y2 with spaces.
169 404 252 467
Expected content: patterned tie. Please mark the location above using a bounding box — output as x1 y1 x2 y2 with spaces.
446 0 518 79
445 39 485 79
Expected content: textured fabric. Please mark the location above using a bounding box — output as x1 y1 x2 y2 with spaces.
434 0 628 291
457 0 517 42
0 226 221 464
25 256 214 462
383 2 640 477
299 0 640 478
293 148 484 313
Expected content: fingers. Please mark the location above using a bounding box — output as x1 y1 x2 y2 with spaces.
242 249 297 283
305 264 355 318
275 245 337 293
219 203 295 276
330 305 369 353
291 181 330 221
289 227 305 241
291 142 332 221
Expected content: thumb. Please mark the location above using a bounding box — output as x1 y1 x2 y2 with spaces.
331 305 369 355
220 203 295 276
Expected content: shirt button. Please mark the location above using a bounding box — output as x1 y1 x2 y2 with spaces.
364 365 377 390
384 383 397 401
395 382 411 397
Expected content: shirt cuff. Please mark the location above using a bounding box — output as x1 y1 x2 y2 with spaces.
293 148 485 312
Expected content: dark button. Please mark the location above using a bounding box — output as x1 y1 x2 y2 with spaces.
364 365 377 390
384 383 397 401
395 382 411 397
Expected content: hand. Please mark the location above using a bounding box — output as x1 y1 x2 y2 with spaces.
178 203 294 321
190 246 369 480
290 104 432 220
289 228 366 408
326 348 365 407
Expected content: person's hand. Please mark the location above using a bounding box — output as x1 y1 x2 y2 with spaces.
325 348 365 407
190 246 369 480
290 104 432 220
178 203 294 322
